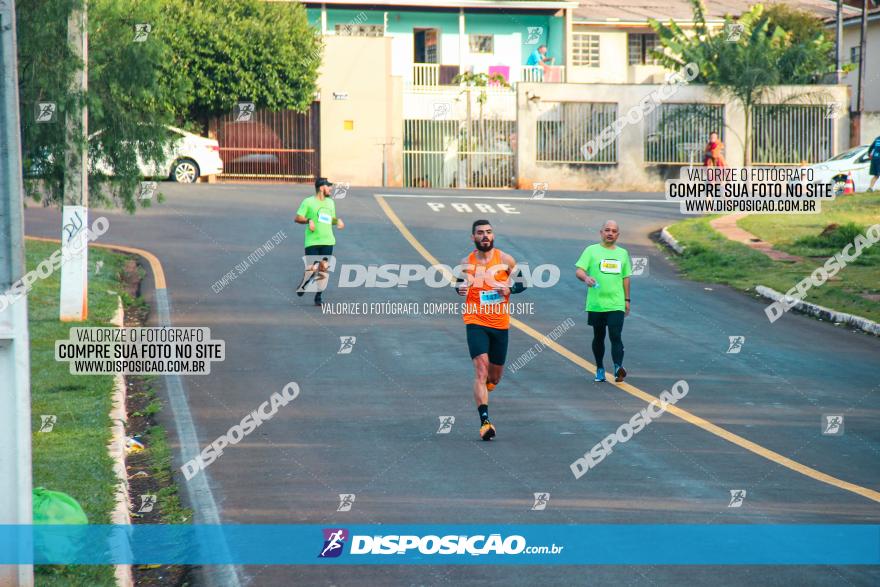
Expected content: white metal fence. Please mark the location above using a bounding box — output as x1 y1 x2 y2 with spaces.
751 104 834 165
536 102 618 164
403 88 516 188
404 119 516 188
402 85 844 188
644 103 725 164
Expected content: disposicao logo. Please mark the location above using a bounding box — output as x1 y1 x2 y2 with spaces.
318 528 348 558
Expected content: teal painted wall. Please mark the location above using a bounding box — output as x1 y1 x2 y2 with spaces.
385 10 460 35
326 8 385 29
307 8 565 65
464 13 563 65
305 8 321 29
547 14 565 65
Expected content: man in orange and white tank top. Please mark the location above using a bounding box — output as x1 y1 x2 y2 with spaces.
455 220 521 441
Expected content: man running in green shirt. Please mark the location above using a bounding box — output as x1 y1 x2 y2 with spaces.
294 178 345 306
575 220 631 383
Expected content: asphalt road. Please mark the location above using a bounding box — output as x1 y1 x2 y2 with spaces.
25 184 880 586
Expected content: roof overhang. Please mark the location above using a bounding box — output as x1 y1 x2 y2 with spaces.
298 0 577 10
838 11 880 27
574 19 726 26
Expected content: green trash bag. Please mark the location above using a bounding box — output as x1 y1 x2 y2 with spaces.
32 487 89 564
32 487 88 525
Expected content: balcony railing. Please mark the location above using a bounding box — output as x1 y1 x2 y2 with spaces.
413 64 440 87
520 65 565 83
411 64 566 87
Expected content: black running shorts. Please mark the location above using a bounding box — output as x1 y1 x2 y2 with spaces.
466 324 509 365
587 310 625 328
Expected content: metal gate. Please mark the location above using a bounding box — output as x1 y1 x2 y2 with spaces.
403 88 516 188
751 104 833 165
644 103 725 164
536 101 618 164
213 103 320 182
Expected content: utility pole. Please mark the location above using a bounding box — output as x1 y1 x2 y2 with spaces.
836 0 844 83
851 0 869 146
850 0 868 145
59 1 89 322
0 0 35 584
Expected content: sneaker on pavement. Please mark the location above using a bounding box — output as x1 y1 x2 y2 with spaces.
594 368 606 382
614 364 627 382
480 421 496 441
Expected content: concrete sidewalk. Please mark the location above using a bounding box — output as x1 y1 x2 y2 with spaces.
709 213 803 262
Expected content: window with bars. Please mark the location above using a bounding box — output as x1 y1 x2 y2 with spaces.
536 102 618 163
469 34 494 54
335 24 384 37
850 46 860 65
572 34 600 67
644 103 725 164
628 33 660 65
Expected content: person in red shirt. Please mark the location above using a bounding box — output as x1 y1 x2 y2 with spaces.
703 131 726 167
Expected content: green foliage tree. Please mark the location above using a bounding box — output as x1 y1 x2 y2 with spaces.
18 0 187 212
162 0 322 130
452 71 510 122
17 0 321 212
649 0 840 165
763 3 830 44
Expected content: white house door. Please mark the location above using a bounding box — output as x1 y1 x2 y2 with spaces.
414 28 439 64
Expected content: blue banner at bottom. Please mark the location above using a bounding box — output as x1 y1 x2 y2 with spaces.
1 525 878 565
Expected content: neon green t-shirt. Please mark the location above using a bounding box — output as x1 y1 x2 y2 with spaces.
296 195 336 247
575 243 631 312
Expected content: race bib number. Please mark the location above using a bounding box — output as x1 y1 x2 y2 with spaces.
318 210 333 225
479 289 503 306
600 259 622 274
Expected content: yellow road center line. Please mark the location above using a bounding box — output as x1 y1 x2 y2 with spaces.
374 194 880 504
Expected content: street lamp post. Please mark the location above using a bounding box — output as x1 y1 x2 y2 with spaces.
855 0 869 143
836 0 844 83
0 0 35 584
59 1 89 322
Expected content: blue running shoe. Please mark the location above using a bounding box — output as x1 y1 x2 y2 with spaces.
594 368 606 382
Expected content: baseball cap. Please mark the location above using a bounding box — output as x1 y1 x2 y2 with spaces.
315 177 333 189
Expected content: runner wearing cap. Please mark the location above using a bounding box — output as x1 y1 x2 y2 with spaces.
294 178 345 306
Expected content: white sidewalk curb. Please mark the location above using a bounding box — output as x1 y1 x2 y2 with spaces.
108 297 134 587
756 285 880 336
660 226 685 254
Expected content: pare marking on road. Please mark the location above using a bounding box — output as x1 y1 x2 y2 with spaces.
426 202 520 214
373 194 880 505
376 193 673 204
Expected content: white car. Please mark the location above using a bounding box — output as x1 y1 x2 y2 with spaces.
804 145 873 192
140 126 224 183
91 125 224 183
28 125 224 183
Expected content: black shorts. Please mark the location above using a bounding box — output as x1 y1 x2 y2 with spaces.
304 244 334 257
587 310 625 328
871 158 880 177
466 324 509 365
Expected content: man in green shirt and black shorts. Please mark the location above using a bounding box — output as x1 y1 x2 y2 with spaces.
294 178 345 306
575 220 632 383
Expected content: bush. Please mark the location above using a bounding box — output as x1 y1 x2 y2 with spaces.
795 222 864 248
